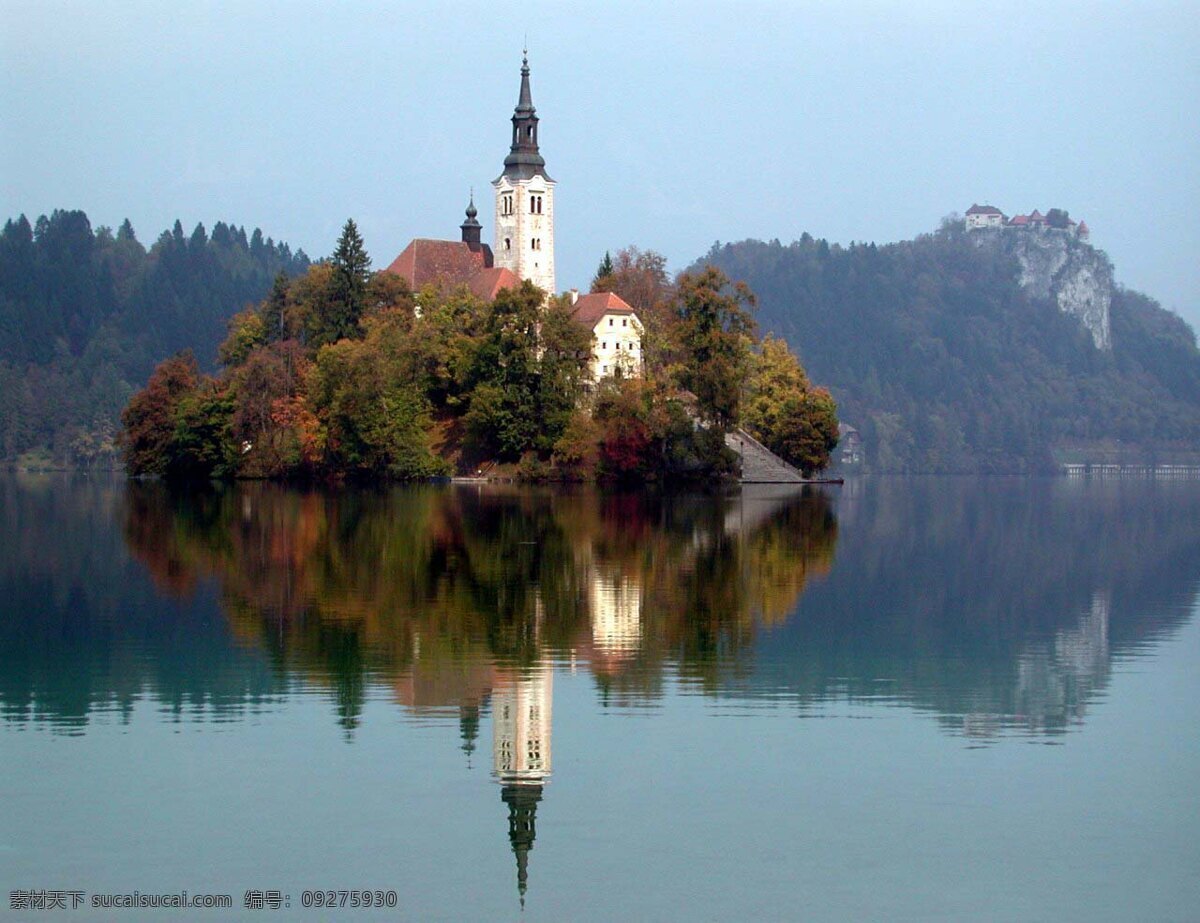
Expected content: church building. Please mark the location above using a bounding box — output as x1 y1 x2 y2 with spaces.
383 53 643 383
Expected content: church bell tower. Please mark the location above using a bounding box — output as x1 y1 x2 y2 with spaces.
493 52 556 296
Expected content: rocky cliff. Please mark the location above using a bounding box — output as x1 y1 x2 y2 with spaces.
975 229 1113 350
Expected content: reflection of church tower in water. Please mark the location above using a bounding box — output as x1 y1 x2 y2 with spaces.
492 662 553 907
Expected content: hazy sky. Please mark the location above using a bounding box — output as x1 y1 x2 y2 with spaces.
3 1 1198 328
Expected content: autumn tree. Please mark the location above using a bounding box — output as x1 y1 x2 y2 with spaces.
309 311 442 478
219 308 267 367
593 377 660 479
119 351 201 475
228 340 311 476
743 334 839 475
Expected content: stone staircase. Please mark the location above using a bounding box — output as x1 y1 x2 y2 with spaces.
725 429 806 483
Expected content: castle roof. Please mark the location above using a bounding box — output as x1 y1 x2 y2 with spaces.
966 204 1004 216
571 292 637 328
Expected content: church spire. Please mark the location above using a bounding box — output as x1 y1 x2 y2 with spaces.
502 51 550 181
516 50 534 114
501 783 543 908
460 191 482 251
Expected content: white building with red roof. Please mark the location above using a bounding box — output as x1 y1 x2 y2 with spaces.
569 291 643 382
965 204 1007 229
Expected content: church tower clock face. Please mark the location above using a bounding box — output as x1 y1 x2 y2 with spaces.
493 52 556 297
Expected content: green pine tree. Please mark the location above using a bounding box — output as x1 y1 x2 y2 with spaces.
592 250 615 289
311 218 372 347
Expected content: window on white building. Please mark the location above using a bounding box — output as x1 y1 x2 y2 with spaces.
505 238 511 251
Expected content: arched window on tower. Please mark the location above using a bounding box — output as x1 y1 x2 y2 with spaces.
505 238 511 251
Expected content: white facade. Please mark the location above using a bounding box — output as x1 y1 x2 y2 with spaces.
493 175 556 296
590 313 643 381
966 209 1005 230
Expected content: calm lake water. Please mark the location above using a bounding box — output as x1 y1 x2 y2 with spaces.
2 475 1198 921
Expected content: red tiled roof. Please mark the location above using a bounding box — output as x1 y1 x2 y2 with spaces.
384 239 489 290
468 267 520 301
966 204 1003 216
571 292 636 328
1008 215 1030 226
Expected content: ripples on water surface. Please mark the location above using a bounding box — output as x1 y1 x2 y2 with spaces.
1 475 1198 920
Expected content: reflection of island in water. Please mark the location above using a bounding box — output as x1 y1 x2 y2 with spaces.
119 483 838 720
4 476 1198 738
4 475 1200 901
118 482 835 903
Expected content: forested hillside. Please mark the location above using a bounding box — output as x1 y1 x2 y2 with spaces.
698 224 1200 471
0 210 308 465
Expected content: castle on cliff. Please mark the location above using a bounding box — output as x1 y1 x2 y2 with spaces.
965 204 1089 241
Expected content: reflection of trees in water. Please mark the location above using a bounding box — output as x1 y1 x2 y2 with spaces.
7 475 1195 742
118 483 838 727
117 482 837 906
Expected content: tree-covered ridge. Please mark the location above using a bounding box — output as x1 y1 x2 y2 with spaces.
121 227 838 483
0 209 309 465
697 224 1200 471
